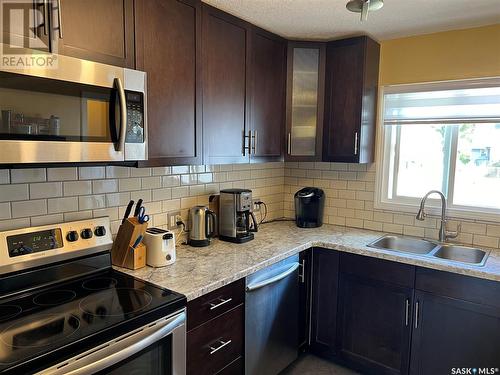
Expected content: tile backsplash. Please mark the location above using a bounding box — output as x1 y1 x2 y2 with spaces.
284 162 500 249
0 163 284 236
1 161 499 250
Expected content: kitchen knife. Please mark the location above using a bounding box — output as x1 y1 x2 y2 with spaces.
122 200 135 224
133 198 143 217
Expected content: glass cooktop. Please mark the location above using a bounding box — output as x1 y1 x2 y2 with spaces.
0 269 185 373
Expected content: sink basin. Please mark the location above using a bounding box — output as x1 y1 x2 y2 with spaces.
368 235 439 254
367 235 489 266
432 245 489 266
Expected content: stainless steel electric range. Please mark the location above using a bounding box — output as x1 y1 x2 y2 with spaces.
0 217 186 375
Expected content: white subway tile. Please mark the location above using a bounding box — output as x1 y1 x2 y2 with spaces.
93 179 118 194
11 168 46 183
473 235 499 248
152 188 172 202
106 166 130 178
486 224 500 237
0 202 11 219
131 190 151 202
130 168 152 177
93 207 119 221
63 181 92 196
172 166 189 174
12 199 47 218
106 192 130 207
197 173 213 184
142 176 161 189
31 213 64 226
0 184 29 202
47 167 78 181
118 178 142 192
64 210 93 222
30 182 63 199
0 218 30 231
189 185 205 196
181 174 198 185
172 187 189 199
152 167 171 176
48 197 78 213
0 170 10 184
162 175 181 187
79 195 106 210
79 166 105 180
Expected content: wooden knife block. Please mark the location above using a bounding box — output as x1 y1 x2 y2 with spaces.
112 217 148 270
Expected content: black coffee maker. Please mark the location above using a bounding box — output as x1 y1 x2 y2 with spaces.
294 187 325 228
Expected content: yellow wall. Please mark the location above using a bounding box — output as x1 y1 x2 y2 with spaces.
379 24 500 85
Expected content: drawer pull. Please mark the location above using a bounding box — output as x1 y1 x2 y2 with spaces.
209 339 232 355
209 297 232 311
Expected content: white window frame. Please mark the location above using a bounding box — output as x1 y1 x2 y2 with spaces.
375 77 500 223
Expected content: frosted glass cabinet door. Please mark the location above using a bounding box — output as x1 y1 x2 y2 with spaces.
286 43 325 161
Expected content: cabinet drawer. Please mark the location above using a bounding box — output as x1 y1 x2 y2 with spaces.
188 279 245 330
216 356 243 374
340 252 415 288
416 267 500 308
187 305 244 375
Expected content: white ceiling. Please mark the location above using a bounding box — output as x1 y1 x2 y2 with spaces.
202 0 500 41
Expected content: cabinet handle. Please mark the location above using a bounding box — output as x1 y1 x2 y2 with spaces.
208 297 232 311
354 131 359 155
43 0 49 35
287 133 291 154
405 298 410 326
56 0 63 38
242 130 251 156
299 259 306 284
252 130 257 155
209 339 232 355
414 301 420 329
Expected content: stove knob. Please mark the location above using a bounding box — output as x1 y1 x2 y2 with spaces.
66 231 79 242
94 226 107 237
81 228 93 239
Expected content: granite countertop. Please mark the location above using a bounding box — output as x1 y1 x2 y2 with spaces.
115 221 500 301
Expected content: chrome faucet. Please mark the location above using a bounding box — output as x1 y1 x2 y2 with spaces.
416 190 460 242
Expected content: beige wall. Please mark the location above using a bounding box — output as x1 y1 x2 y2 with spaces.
379 24 500 85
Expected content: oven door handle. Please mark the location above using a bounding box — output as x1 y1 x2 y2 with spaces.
39 311 186 375
112 77 127 153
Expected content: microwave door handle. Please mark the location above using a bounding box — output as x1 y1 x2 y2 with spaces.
111 77 127 153
38 312 186 375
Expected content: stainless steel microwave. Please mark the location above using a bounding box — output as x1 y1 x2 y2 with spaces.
0 49 147 164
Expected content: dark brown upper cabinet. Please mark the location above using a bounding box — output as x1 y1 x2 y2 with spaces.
285 42 326 162
322 36 380 163
202 4 251 164
52 0 135 68
249 27 287 162
1 0 50 52
135 0 202 166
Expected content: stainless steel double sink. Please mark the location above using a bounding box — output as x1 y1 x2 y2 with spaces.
368 235 489 266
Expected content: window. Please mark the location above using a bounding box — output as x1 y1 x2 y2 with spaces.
376 79 500 221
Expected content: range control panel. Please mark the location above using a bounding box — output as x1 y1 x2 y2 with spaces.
0 217 112 274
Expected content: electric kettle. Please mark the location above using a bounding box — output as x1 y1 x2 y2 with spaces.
188 206 217 247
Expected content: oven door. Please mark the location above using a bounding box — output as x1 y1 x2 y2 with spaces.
38 310 186 375
0 51 146 164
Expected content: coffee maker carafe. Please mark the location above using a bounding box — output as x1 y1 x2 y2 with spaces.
219 189 258 243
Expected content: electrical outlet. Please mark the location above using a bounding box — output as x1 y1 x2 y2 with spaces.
252 198 261 212
167 211 181 230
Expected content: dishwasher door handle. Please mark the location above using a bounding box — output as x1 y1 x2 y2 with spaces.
246 262 300 292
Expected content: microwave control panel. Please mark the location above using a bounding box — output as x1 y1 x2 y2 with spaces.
125 91 144 143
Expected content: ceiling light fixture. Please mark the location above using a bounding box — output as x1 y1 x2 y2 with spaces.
346 0 384 22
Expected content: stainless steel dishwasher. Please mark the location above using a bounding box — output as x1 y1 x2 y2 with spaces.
245 254 300 375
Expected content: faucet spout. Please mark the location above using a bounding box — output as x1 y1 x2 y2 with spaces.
416 190 452 242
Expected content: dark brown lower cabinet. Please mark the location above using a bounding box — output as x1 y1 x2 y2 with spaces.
410 291 500 375
187 279 245 375
187 305 244 375
310 250 500 375
310 248 339 357
337 273 413 375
